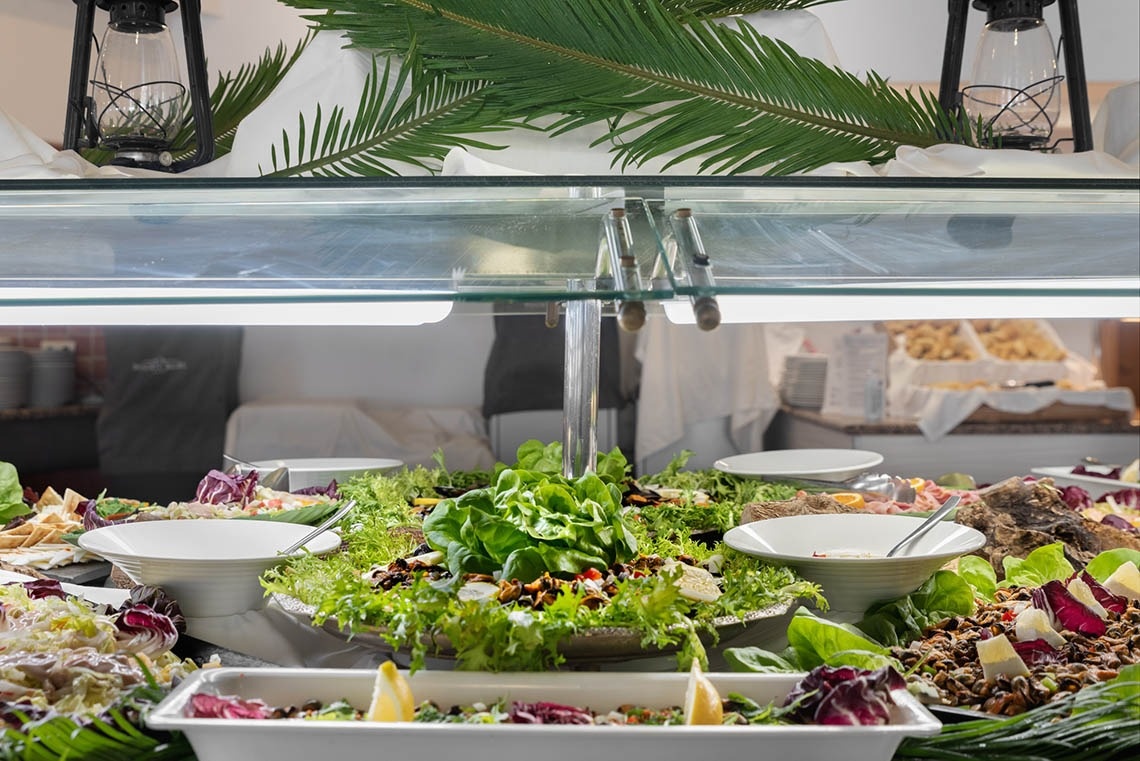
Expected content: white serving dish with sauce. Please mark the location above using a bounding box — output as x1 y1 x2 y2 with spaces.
724 513 986 614
148 667 940 761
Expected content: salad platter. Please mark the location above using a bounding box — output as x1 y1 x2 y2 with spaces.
148 666 940 761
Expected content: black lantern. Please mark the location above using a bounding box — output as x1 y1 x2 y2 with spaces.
939 0 1092 151
63 0 213 171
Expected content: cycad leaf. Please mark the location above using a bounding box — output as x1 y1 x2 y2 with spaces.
262 52 513 177
662 0 845 16
277 0 964 175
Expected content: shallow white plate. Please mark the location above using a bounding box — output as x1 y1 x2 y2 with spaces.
148 667 940 761
0 569 130 607
1030 466 1139 495
714 449 884 481
242 457 403 490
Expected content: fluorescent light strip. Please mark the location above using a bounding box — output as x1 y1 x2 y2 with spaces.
0 289 453 326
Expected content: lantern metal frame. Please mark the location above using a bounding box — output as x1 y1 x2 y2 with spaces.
63 0 214 171
938 0 1092 152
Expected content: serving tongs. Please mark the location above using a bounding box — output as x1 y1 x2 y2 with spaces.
222 453 290 492
786 472 917 503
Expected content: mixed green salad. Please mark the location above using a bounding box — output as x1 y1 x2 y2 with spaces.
264 441 819 672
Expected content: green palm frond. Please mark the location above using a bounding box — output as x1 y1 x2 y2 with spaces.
662 0 846 17
262 51 515 177
190 35 312 159
278 0 967 175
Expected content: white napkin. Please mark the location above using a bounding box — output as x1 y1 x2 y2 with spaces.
892 384 1136 440
1093 80 1140 166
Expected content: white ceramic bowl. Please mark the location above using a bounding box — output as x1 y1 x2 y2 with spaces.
240 457 403 490
78 519 342 617
724 514 986 614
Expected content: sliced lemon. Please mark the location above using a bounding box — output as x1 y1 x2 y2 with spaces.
683 659 724 725
1121 458 1139 484
830 492 865 509
367 661 415 722
908 477 927 493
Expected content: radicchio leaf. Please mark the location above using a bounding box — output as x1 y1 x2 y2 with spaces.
114 603 180 658
1072 464 1122 480
125 585 186 634
783 665 906 726
1058 485 1093 511
20 579 67 600
293 480 339 498
1032 580 1107 637
188 692 272 720
1079 571 1129 614
195 469 259 506
1099 488 1140 510
1011 638 1066 666
1101 514 1138 535
509 701 595 724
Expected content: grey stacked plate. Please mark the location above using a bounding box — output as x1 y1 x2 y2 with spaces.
28 347 75 408
779 353 828 409
0 347 30 409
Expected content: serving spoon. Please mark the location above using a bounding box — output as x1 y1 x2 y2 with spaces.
885 495 961 558
279 499 356 556
223 453 290 492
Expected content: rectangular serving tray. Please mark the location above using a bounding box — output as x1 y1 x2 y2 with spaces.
148 667 941 761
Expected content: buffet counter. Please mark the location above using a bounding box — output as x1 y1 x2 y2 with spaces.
767 405 1140 485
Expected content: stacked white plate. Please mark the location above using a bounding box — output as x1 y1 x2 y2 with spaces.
779 353 828 408
28 347 75 408
0 347 30 410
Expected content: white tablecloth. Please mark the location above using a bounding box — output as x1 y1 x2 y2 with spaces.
224 400 495 471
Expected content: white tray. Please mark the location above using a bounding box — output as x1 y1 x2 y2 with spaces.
1030 466 1139 494
148 668 940 761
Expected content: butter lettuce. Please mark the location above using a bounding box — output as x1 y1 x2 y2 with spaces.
857 570 975 647
1001 542 1075 588
0 461 31 524
422 466 638 583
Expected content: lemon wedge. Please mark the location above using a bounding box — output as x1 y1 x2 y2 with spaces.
1121 458 1139 484
683 660 724 726
367 661 415 722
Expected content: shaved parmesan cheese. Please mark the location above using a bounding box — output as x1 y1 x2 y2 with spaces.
1014 607 1066 648
1102 561 1140 601
976 633 1030 682
1066 577 1109 619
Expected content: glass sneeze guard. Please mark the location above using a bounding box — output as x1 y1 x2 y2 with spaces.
0 176 1136 325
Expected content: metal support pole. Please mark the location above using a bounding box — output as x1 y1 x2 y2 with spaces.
1057 0 1093 152
562 282 600 478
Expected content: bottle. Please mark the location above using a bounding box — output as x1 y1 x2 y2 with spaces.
863 372 884 423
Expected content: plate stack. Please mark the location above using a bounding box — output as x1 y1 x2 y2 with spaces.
779 354 828 409
0 347 30 409
28 347 75 408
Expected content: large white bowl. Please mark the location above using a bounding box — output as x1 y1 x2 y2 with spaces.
148 667 940 761
724 514 986 614
78 520 342 618
240 457 403 490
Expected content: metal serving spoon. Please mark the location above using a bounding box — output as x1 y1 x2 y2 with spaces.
279 499 356 556
222 453 290 492
885 495 961 558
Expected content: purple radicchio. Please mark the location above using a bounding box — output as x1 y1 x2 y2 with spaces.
188 692 272 720
1011 638 1066 666
1098 488 1140 511
783 665 907 726
293 480 339 498
1058 485 1093 511
124 585 186 634
509 701 595 724
195 469 259 506
1078 571 1129 614
1032 580 1107 637
114 603 180 658
20 579 67 600
1072 464 1123 480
